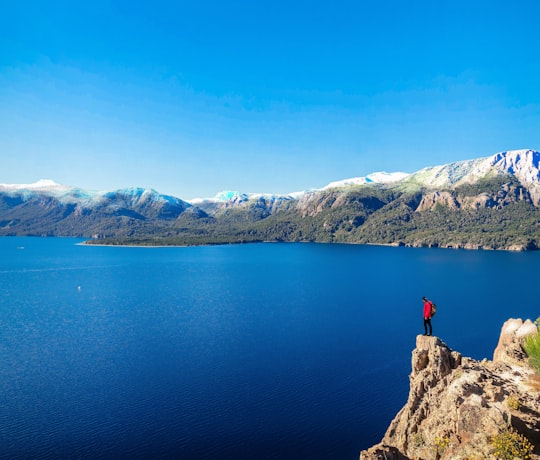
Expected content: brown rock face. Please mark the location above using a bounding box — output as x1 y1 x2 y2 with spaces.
416 191 460 211
360 322 540 459
493 318 538 364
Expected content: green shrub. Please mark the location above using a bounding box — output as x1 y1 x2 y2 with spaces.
434 436 450 455
411 432 424 448
506 395 521 411
523 332 540 374
491 430 533 460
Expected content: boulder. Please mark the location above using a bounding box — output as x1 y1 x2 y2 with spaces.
493 318 538 365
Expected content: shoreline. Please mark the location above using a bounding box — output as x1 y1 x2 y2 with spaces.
1 235 534 251
78 238 537 251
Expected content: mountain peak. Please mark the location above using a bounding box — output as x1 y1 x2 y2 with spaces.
401 148 540 191
490 149 540 184
0 179 70 192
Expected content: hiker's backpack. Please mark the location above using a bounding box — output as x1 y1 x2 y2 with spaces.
430 302 437 317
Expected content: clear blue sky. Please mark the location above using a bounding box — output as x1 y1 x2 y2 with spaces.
1 1 540 199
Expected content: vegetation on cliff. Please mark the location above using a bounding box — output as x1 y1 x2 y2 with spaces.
491 430 534 460
523 318 540 374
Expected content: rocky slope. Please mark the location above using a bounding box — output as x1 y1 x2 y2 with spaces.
360 319 540 459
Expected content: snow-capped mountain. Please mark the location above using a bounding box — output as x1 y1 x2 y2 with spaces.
0 180 189 209
189 190 299 209
189 172 410 206
2 148 540 245
102 187 190 209
3 149 540 211
404 149 540 188
398 149 540 205
0 180 191 237
188 149 540 206
321 171 410 190
0 179 70 192
315 149 540 194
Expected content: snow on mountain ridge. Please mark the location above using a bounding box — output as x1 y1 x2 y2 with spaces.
406 149 540 189
189 190 299 205
490 149 540 184
0 179 103 205
4 149 540 206
0 180 189 209
322 171 410 190
0 179 71 192
188 172 409 204
196 150 540 202
105 187 189 206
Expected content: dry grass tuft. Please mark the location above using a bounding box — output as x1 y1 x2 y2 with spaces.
526 373 540 392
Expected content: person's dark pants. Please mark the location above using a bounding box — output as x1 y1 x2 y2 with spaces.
424 318 432 336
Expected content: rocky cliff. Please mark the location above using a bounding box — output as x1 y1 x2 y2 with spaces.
360 319 540 459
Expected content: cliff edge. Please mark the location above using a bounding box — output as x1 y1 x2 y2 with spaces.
360 319 540 459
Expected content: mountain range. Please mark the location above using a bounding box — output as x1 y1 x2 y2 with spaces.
2 149 540 250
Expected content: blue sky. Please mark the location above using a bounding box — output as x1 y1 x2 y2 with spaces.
1 1 540 199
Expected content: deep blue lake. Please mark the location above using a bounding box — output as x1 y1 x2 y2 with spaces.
0 237 538 459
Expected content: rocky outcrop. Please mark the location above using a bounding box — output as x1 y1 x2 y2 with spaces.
360 321 540 459
416 191 460 211
493 318 538 365
457 182 531 210
415 183 531 212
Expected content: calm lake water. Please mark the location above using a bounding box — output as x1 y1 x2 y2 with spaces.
0 237 538 459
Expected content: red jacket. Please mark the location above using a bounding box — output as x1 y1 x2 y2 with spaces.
423 301 432 320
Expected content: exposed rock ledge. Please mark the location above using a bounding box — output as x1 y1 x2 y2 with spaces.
360 319 540 459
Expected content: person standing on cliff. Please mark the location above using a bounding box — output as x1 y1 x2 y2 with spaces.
422 296 434 336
